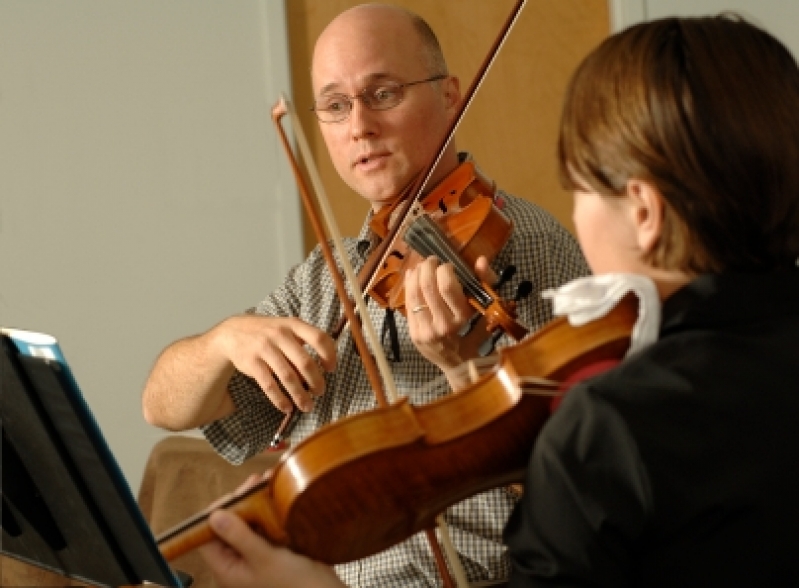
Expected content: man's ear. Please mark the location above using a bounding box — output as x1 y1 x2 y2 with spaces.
625 178 664 254
442 75 461 111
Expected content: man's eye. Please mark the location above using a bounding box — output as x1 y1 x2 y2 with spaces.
372 87 398 102
320 97 347 111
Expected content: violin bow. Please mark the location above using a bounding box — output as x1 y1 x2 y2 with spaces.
270 1 530 582
272 96 469 588
355 0 529 304
272 96 395 406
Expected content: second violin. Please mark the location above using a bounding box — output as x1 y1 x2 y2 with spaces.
156 294 637 565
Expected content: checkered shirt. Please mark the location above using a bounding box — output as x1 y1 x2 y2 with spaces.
202 171 589 587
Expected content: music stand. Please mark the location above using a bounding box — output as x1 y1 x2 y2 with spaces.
1 328 185 587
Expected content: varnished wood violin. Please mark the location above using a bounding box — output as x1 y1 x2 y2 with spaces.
156 293 637 564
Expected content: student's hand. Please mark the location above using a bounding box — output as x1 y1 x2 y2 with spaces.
198 509 345 588
212 315 337 413
405 256 497 372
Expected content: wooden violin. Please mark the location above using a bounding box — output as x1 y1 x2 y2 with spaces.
156 293 638 564
367 159 529 342
331 0 532 347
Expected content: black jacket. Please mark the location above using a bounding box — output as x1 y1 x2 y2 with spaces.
505 270 799 587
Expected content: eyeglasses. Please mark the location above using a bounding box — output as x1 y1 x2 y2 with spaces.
311 75 447 123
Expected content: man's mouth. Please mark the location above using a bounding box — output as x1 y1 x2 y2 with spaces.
353 152 389 168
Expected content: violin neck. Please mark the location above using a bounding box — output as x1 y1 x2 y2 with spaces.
404 215 493 308
156 478 270 551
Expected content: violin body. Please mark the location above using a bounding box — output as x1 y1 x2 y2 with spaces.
156 294 638 565
367 160 513 316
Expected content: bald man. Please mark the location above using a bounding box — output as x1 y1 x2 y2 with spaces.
142 4 588 586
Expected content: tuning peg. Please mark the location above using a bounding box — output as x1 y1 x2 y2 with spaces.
515 280 533 301
478 328 504 357
494 265 516 290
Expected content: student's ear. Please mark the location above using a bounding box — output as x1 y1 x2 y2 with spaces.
625 178 664 254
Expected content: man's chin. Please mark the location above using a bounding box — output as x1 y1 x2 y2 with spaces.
362 191 405 211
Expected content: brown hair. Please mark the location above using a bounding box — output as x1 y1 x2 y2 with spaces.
558 15 799 273
406 9 448 76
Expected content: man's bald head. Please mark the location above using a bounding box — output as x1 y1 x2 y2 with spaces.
309 3 461 209
313 3 447 81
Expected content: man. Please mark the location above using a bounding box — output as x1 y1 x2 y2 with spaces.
142 4 588 586
196 13 799 588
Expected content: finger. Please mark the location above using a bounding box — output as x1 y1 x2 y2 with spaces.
197 536 241 579
436 262 472 324
246 363 293 413
256 335 318 411
278 344 327 402
404 264 424 311
403 265 423 340
208 510 269 561
416 257 445 312
265 359 316 412
474 255 498 284
202 510 345 588
291 322 338 373
273 321 337 399
408 260 441 336
418 258 459 326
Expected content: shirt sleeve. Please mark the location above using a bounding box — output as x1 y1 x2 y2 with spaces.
200 248 324 463
504 384 653 588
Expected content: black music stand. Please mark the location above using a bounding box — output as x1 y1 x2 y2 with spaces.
1 329 187 587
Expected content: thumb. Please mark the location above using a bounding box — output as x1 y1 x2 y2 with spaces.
208 510 267 558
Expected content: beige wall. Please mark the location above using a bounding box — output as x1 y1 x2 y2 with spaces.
0 0 300 493
286 0 610 253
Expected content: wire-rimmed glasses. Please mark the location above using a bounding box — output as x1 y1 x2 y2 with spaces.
311 74 447 123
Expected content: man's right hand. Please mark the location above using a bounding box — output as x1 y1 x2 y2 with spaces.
212 314 337 414
142 314 336 431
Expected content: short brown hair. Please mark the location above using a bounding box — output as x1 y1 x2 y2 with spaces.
407 9 448 76
558 15 799 273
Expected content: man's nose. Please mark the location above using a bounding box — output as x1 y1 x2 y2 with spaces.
348 98 378 139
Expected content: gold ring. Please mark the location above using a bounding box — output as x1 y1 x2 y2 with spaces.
411 304 429 314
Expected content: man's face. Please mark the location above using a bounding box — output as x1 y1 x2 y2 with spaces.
311 8 460 211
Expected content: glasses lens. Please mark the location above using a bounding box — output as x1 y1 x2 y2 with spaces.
314 95 351 122
312 81 409 122
362 83 403 111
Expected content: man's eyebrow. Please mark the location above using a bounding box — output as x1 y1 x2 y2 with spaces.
316 73 395 96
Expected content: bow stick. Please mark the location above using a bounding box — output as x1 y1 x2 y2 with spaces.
272 95 469 588
350 0 529 321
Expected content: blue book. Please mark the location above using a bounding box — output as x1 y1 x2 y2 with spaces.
1 327 186 587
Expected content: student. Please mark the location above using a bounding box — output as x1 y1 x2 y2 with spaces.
142 4 587 586
195 13 799 588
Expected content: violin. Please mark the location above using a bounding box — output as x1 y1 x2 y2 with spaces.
366 159 530 342
330 1 532 348
156 293 637 564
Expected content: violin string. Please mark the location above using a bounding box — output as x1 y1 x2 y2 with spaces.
409 0 529 204
405 217 493 307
